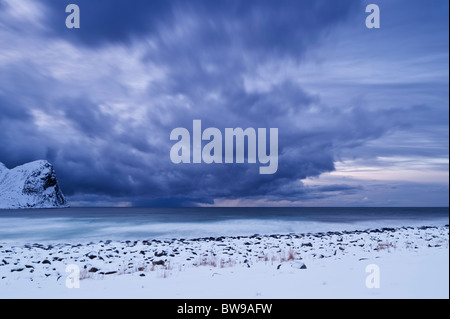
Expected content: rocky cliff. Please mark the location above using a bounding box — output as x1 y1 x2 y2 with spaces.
0 160 69 209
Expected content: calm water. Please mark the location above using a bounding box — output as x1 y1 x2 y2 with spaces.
0 207 448 243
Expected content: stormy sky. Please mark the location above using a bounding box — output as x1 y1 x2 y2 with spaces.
0 0 448 207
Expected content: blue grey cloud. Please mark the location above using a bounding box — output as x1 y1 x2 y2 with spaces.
0 0 448 206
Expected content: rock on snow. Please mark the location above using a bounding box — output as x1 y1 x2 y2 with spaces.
0 160 69 209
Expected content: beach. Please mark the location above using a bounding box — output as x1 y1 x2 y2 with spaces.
1 0 448 302
1 224 448 299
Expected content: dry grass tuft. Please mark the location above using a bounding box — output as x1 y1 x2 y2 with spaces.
280 248 297 262
375 242 396 251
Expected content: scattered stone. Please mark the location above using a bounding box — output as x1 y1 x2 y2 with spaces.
291 262 307 269
11 268 24 272
0 225 447 283
154 251 167 257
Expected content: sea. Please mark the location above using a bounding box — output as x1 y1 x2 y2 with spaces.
0 207 448 244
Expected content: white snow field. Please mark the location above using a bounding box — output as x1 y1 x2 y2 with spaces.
0 225 448 299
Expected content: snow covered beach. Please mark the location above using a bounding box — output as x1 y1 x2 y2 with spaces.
1 224 448 299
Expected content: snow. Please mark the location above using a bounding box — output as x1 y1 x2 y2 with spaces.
0 160 68 209
0 225 448 299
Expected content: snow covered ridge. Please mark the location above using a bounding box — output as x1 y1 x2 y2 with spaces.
0 160 69 209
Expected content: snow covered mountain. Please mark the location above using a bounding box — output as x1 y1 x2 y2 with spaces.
0 160 69 209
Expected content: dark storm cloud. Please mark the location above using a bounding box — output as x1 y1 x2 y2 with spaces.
60 98 115 139
0 95 30 121
0 0 448 206
42 0 357 52
41 0 175 45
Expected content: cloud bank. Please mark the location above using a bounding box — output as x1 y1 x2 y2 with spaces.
0 0 448 206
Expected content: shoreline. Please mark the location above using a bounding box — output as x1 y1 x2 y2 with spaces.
1 224 449 298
